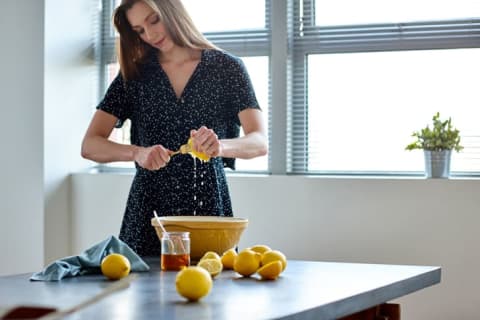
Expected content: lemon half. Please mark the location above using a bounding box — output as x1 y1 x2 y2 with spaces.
257 260 283 280
197 258 223 278
261 250 287 271
200 251 221 262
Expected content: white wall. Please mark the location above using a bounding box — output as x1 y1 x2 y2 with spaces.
44 0 96 264
0 0 96 275
72 173 480 320
0 0 45 275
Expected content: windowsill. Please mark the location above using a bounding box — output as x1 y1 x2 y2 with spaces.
74 165 480 180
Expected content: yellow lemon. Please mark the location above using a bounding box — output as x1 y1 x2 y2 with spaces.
197 258 223 278
257 260 283 280
233 249 261 277
249 244 272 255
221 248 237 269
188 138 210 162
100 253 131 280
200 251 221 262
261 250 287 271
175 266 212 301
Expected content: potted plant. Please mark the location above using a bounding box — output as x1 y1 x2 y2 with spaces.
405 112 463 178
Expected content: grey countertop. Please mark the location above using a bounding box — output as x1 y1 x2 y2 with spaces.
0 258 440 320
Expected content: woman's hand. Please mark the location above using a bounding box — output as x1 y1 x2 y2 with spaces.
189 111 268 160
133 145 171 170
190 126 222 158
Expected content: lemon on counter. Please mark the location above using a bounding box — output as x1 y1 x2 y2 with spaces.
101 253 131 280
200 251 221 262
221 248 237 269
261 250 287 271
249 244 272 255
233 249 261 277
197 258 223 278
257 260 283 280
176 266 213 301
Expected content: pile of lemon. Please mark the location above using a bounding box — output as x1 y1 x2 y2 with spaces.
197 245 287 280
175 245 287 301
230 245 287 280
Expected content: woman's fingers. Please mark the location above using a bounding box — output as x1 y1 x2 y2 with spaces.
150 152 162 170
205 139 221 157
191 126 220 156
154 145 171 170
158 146 171 167
137 145 171 170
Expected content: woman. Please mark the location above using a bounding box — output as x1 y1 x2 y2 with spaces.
81 0 267 256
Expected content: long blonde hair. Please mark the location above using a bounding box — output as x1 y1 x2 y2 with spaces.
113 0 217 80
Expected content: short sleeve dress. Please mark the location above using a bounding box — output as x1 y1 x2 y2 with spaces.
97 49 260 256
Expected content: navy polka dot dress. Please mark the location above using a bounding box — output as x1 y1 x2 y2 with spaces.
97 49 260 256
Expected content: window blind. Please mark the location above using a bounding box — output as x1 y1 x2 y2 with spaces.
288 0 480 174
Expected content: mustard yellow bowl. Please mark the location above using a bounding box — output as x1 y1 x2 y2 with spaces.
151 216 248 261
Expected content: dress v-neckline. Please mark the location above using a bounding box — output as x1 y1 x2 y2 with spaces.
158 50 204 101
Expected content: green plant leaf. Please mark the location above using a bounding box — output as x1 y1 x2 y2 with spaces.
405 112 463 152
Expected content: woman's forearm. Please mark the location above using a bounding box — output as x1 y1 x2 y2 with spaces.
81 135 139 164
220 132 268 159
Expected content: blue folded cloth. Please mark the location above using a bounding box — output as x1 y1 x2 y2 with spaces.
30 235 150 281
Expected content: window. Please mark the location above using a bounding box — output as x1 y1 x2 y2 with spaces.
307 49 480 173
99 0 270 172
289 0 480 175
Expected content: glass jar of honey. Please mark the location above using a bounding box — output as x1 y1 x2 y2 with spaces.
160 232 190 271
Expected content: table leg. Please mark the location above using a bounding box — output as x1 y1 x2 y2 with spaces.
337 303 400 320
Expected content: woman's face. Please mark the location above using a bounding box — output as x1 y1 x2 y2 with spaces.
127 1 174 52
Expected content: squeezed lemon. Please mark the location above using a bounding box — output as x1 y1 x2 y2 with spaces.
200 251 221 262
187 138 210 162
171 137 211 162
197 258 223 278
